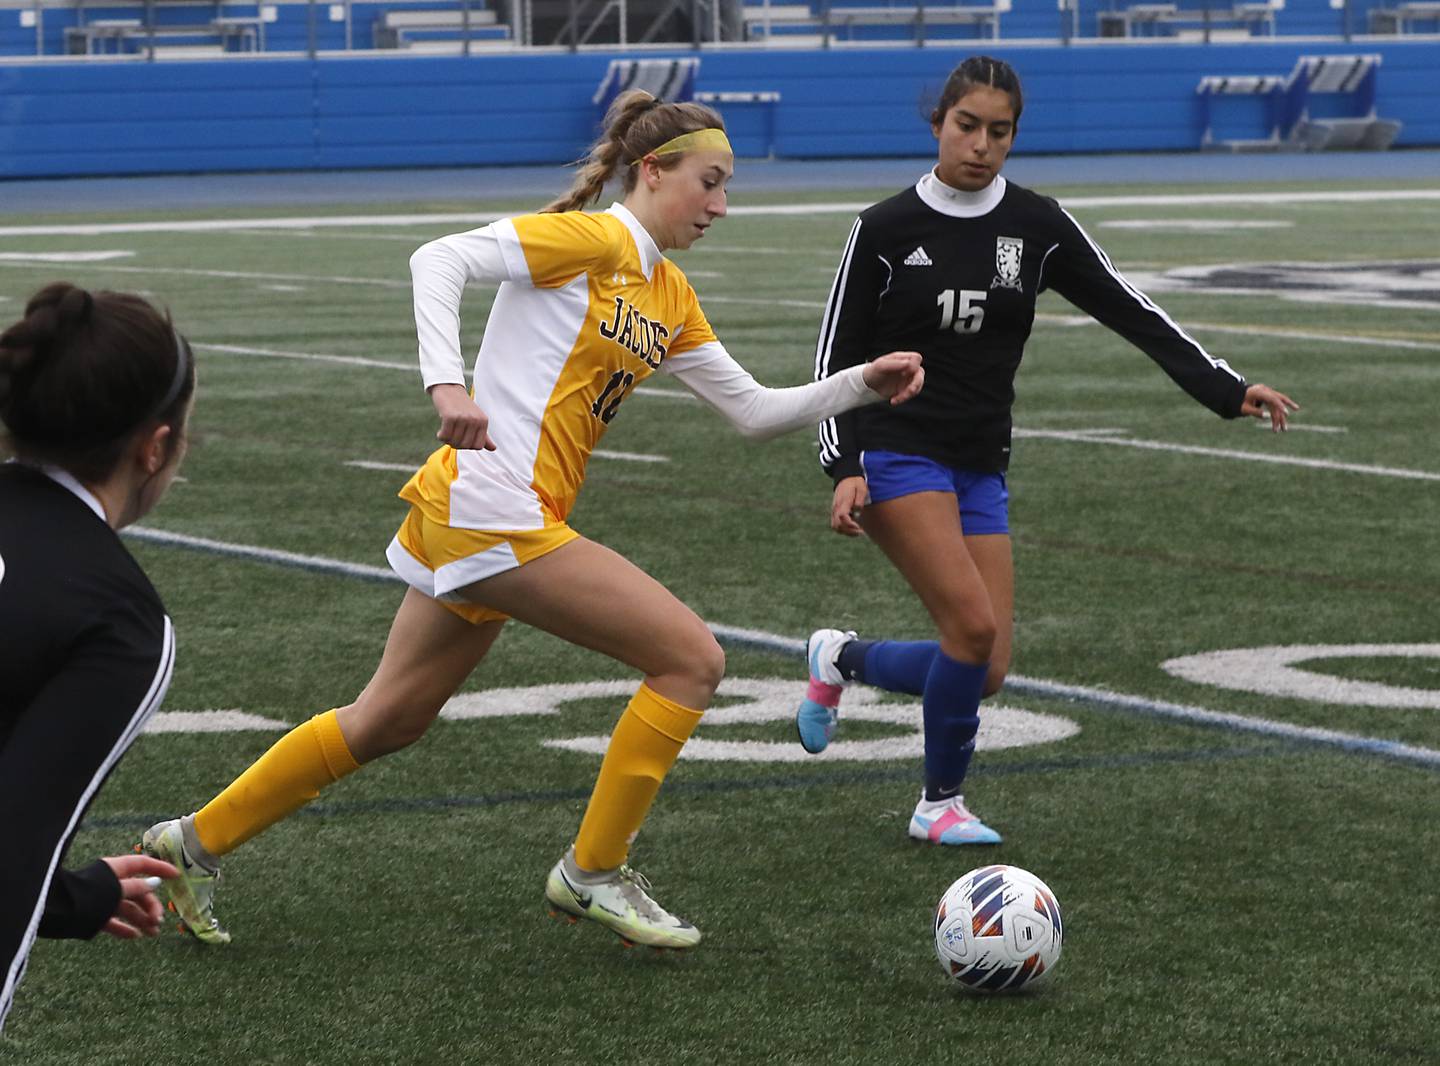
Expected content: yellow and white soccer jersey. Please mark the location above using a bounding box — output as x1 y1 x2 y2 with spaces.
390 200 887 611
390 203 717 602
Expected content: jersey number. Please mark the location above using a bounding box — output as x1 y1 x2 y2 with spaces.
592 369 635 424
937 289 987 335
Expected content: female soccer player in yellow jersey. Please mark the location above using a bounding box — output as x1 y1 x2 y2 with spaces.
142 89 924 951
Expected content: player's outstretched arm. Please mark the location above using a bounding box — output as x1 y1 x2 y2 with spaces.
1239 383 1300 432
665 344 923 442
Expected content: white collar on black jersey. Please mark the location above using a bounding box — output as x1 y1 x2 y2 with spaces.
916 170 1007 219
20 460 107 523
606 202 662 282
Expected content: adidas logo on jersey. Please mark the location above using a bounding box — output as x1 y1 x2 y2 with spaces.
903 246 933 267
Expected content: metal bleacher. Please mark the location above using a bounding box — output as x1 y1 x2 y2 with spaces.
61 0 264 56
2 0 1437 56
742 0 1012 44
1197 53 1402 151
1097 0 1284 39
371 5 510 49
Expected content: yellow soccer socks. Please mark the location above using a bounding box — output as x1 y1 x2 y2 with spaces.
193 708 361 858
573 684 703 873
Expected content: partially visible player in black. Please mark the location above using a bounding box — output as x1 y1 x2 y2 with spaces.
0 283 192 1034
795 56 1298 845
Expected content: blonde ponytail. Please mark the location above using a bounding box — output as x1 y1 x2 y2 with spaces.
541 89 726 214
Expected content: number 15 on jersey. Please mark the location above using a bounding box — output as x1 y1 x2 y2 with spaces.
937 289 987 335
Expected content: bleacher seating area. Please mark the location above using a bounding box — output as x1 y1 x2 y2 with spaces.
0 0 514 56
0 0 1436 56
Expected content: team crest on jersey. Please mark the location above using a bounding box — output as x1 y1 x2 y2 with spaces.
993 236 1024 291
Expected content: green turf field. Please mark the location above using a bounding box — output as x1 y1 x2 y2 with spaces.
2 177 1438 1064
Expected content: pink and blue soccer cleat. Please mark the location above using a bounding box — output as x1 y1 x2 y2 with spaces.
908 793 1002 846
795 628 855 754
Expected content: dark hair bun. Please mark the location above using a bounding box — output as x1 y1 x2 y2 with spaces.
56 285 96 327
1 283 193 480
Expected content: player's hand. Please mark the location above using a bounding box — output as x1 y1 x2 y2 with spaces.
1241 383 1299 432
430 383 497 451
862 352 924 406
99 855 178 940
830 476 870 537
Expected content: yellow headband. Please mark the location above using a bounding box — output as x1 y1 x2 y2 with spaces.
631 128 733 165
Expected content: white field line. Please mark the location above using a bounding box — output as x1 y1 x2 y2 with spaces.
117 527 1440 769
227 229 448 242
0 213 508 237
688 246 830 256
198 342 416 372
1015 428 1440 482
0 259 409 289
199 343 700 403
345 460 420 473
126 526 398 582
1098 219 1295 231
5 190 1440 237
703 294 827 311
1256 422 1346 433
344 448 667 473
0 250 135 262
593 449 669 463
1171 318 1440 354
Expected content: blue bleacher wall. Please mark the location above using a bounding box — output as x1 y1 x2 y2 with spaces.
1 40 1436 178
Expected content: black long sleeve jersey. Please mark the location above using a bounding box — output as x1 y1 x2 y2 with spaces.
0 462 174 1032
815 173 1250 480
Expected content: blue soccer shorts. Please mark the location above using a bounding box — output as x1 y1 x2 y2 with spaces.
859 450 1010 535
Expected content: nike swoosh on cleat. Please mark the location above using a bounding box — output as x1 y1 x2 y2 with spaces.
558 868 592 910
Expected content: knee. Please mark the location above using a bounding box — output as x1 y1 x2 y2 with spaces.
339 695 438 762
651 627 725 708
689 633 727 697
937 612 997 665
982 665 1008 699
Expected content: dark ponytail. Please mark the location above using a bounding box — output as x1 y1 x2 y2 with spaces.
0 282 194 483
930 55 1024 128
542 89 727 213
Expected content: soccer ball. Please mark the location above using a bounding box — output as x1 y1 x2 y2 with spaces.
934 864 1063 992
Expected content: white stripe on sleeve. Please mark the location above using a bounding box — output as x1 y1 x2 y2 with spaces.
1059 207 1243 384
0 620 174 1034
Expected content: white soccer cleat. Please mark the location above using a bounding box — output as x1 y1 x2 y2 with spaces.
544 849 700 950
139 819 231 945
807 628 853 688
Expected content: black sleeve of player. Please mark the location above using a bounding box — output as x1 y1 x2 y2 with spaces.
0 603 172 1023
815 216 887 481
38 862 121 940
1042 205 1249 418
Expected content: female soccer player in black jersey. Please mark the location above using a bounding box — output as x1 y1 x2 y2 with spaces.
795 56 1297 845
0 283 191 1033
